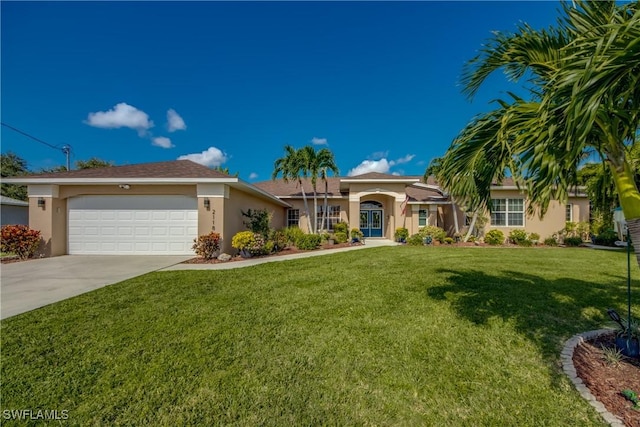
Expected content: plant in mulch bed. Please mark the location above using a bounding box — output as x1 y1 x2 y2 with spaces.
0 225 41 260
192 232 222 259
621 390 640 410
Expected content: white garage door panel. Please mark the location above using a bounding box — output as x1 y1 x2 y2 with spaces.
68 195 197 255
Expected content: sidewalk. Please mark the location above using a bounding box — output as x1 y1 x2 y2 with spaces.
161 239 398 271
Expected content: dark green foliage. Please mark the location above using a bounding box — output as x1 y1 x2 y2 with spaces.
1 152 28 201
283 226 305 245
419 226 446 243
295 234 321 250
333 232 348 244
444 237 454 244
563 237 583 247
544 237 558 246
241 208 271 238
75 157 114 169
594 230 619 247
484 229 505 245
269 230 288 252
394 227 409 241
333 221 349 235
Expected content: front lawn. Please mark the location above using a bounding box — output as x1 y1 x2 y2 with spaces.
2 247 638 425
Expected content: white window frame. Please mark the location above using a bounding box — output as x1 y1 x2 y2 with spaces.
418 209 428 227
490 198 524 227
317 205 341 231
565 204 573 222
286 209 300 228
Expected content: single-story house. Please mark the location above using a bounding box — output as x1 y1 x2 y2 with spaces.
1 195 29 226
3 160 589 257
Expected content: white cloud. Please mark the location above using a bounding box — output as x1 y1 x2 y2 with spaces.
391 154 415 165
249 172 259 180
311 137 327 145
86 103 153 136
347 159 391 176
177 146 228 167
167 109 187 132
152 137 174 149
369 151 389 160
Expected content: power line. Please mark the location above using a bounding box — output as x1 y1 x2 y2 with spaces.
1 122 72 169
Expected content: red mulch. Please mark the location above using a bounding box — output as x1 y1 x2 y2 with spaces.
573 332 640 426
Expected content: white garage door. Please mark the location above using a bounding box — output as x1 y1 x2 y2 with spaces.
68 195 198 255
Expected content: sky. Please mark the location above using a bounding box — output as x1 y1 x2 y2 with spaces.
1 1 565 182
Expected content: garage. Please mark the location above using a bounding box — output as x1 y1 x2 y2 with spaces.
68 195 198 255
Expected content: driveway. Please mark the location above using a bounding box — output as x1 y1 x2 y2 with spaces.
1 255 191 320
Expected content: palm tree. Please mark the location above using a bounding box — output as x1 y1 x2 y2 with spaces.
435 1 640 266
272 145 313 232
315 149 340 233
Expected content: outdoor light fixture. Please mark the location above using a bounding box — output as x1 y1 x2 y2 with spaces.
118 184 130 190
204 198 211 209
37 198 45 208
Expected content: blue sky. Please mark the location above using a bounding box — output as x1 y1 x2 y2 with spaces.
1 1 563 182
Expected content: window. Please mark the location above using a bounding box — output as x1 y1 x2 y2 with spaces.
317 205 341 231
565 204 573 222
491 198 524 226
418 209 428 227
286 209 300 228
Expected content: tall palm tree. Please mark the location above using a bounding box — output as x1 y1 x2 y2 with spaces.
316 149 340 233
435 1 640 266
298 146 340 233
272 145 313 232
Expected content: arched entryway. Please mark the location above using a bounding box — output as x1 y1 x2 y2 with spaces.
360 201 383 238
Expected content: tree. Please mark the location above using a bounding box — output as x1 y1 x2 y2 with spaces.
212 165 239 177
76 157 114 169
299 146 339 233
272 145 313 232
434 1 640 266
1 152 28 201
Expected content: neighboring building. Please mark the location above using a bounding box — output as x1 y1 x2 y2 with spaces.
3 160 589 257
0 195 29 226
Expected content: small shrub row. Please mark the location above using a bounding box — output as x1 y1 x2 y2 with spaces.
295 234 321 250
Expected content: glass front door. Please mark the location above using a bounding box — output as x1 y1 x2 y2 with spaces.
359 209 383 237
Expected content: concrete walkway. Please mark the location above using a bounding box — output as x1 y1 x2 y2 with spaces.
1 255 191 319
161 239 399 271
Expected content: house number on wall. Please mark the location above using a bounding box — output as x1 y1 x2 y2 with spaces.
211 209 216 231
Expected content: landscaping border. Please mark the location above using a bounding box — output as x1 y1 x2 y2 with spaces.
561 329 625 427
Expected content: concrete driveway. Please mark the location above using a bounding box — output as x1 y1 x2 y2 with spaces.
1 255 191 320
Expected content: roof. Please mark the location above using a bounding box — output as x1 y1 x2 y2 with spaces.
10 160 230 180
0 196 29 206
253 177 344 198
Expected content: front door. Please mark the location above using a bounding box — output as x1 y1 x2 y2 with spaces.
360 209 383 238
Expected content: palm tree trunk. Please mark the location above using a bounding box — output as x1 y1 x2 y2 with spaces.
464 212 478 242
321 178 329 233
312 188 318 234
299 181 313 233
451 198 460 234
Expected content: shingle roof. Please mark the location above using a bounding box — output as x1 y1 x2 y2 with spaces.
14 160 230 179
253 177 344 198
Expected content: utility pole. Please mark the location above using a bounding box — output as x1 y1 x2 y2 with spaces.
62 145 71 170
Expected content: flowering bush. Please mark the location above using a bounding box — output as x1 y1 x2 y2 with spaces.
1 225 41 259
192 232 222 259
231 231 266 255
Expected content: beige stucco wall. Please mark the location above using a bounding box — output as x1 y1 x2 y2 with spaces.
28 196 67 257
284 199 349 233
479 190 591 239
222 187 286 254
59 184 196 199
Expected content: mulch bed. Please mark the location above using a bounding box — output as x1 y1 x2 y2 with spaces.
573 332 640 426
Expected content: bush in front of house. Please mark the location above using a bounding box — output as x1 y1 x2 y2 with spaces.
593 230 618 247
444 237 454 244
508 229 529 246
407 233 424 246
394 227 409 242
350 228 364 241
232 231 267 255
295 233 321 250
564 236 583 247
269 229 288 252
283 226 305 246
333 221 349 235
0 224 41 260
418 226 446 243
544 236 558 246
484 229 505 246
192 232 222 259
333 232 348 244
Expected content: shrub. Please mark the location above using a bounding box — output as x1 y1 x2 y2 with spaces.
419 226 446 243
269 229 288 252
467 236 477 243
508 229 528 245
241 208 271 238
1 225 41 260
529 232 540 242
407 233 424 246
264 240 275 254
232 231 266 255
334 232 348 244
192 232 221 259
544 237 558 246
283 226 305 245
564 236 583 247
444 237 454 244
485 229 505 245
394 227 409 241
594 230 618 247
333 221 349 235
295 233 321 250
350 228 363 240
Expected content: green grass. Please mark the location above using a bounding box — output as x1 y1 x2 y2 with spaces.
2 246 639 425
